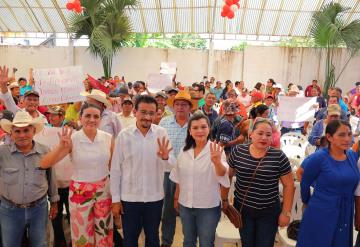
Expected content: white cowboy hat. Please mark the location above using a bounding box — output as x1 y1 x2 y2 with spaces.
0 111 44 134
80 89 111 107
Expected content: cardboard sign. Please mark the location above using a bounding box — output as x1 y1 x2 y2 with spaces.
277 96 317 122
33 66 85 105
160 62 177 75
146 73 172 92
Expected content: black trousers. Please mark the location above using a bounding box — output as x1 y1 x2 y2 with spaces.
51 187 70 247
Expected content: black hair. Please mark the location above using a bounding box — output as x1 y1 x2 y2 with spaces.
134 95 158 111
18 77 26 83
288 83 294 89
197 84 205 94
355 82 360 87
235 81 241 86
268 79 275 85
79 102 102 116
254 82 263 90
325 120 352 148
328 95 339 103
249 104 269 119
183 113 210 151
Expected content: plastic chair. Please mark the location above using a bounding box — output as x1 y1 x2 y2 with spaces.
215 178 241 247
278 182 302 247
280 132 308 171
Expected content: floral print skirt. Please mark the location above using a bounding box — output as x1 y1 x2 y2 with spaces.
69 177 113 247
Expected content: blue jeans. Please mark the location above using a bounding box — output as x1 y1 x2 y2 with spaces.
161 172 177 245
237 202 280 247
179 204 221 247
122 200 163 247
0 197 48 247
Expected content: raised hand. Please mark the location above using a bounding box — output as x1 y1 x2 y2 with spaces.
210 141 224 164
157 136 173 160
58 126 73 149
0 66 10 87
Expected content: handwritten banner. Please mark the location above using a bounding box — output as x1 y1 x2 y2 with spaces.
33 66 85 105
277 96 317 122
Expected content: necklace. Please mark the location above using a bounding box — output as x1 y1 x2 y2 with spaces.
249 144 268 158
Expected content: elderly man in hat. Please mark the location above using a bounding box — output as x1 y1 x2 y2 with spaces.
81 89 122 137
0 111 59 247
117 96 136 129
0 66 47 123
159 90 194 247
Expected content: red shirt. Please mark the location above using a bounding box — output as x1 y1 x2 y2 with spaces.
305 85 321 97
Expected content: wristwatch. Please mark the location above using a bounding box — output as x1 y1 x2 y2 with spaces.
281 211 291 217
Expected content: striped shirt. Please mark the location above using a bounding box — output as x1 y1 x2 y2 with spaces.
228 144 291 210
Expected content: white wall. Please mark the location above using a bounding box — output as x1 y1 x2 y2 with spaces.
0 45 359 93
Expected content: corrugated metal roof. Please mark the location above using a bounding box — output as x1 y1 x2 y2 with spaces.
0 0 360 39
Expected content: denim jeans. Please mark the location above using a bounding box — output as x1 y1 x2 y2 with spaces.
237 202 281 247
51 187 70 246
179 204 221 247
122 200 163 247
0 197 48 247
161 172 177 245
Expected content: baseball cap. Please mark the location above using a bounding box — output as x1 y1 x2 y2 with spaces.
327 104 341 116
118 87 129 96
24 90 40 98
164 86 178 94
47 106 65 115
155 92 168 99
0 110 15 121
8 82 19 90
223 99 239 115
265 94 274 99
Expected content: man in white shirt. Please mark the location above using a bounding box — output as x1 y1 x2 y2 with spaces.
110 95 175 247
117 96 136 129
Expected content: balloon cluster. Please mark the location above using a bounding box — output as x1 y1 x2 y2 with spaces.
221 0 240 19
66 0 82 13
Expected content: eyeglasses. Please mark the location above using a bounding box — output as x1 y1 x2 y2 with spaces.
138 110 156 117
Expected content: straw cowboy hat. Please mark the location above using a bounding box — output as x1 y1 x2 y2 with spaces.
167 90 198 110
0 111 44 134
80 89 111 107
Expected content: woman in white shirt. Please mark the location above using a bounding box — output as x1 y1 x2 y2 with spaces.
40 102 114 247
170 113 229 247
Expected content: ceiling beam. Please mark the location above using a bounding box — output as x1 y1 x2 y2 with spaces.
271 0 284 36
305 0 324 36
155 0 164 35
0 12 10 31
255 0 267 35
190 0 194 33
239 0 248 34
289 0 305 36
172 0 178 33
23 0 44 33
18 0 41 32
51 0 69 31
137 1 148 33
345 1 360 25
2 0 26 32
34 0 55 32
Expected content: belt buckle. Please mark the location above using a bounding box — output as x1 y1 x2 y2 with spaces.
18 203 31 209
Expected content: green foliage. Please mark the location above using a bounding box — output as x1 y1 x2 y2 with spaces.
125 33 207 49
278 37 319 48
310 2 360 96
230 42 248 51
67 0 138 77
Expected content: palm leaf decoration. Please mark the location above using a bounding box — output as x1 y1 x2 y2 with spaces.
310 2 360 97
67 0 138 77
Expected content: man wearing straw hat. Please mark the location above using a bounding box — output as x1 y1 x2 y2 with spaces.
0 66 47 123
0 111 59 247
81 89 122 137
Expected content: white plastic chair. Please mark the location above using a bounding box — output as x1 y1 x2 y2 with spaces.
280 132 308 172
215 178 241 247
278 182 302 247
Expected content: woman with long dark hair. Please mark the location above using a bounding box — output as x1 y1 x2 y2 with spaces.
170 113 229 247
220 80 233 101
297 120 360 247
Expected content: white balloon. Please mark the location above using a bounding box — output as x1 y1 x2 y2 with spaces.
231 4 238 12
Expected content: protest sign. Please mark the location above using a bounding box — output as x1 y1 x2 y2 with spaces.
160 62 177 75
277 96 317 122
146 73 172 92
33 66 85 105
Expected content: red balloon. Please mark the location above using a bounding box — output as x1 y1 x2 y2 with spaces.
233 0 240 3
221 11 227 17
225 0 234 5
66 2 75 10
223 4 231 13
227 10 235 19
75 5 82 13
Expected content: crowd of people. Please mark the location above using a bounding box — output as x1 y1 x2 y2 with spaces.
0 64 360 247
